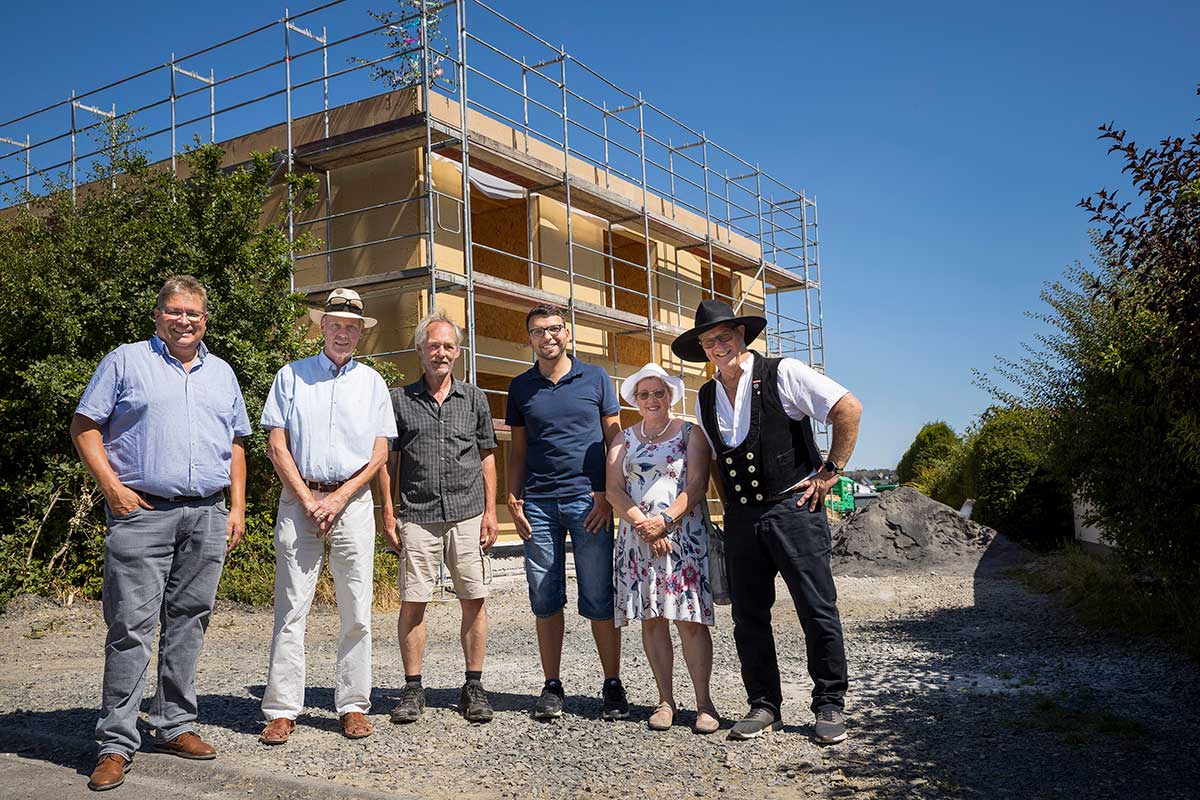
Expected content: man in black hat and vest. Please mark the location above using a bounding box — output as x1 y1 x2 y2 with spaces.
672 299 862 744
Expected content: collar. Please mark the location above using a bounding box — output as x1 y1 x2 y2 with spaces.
150 335 208 366
530 354 582 384
407 375 464 399
318 350 356 377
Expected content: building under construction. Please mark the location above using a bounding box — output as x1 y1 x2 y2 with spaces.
0 0 827 539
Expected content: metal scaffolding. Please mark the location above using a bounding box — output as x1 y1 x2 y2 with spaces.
0 0 827 416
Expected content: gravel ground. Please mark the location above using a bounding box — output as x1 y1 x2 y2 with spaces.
1 538 1198 799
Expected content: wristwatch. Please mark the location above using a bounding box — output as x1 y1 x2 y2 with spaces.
822 459 842 475
660 511 675 526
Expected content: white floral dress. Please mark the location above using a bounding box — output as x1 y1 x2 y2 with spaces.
614 421 715 626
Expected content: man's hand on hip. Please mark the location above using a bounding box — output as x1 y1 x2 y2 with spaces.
584 492 613 533
105 483 152 518
226 506 246 554
797 470 838 512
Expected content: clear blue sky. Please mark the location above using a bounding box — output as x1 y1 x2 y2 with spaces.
3 0 1196 468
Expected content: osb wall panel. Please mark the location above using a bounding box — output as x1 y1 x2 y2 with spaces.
537 196 606 357
472 200 530 346
610 232 650 368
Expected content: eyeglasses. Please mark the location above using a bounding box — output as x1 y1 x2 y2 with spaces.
698 330 736 350
160 308 206 322
634 389 669 402
528 324 566 338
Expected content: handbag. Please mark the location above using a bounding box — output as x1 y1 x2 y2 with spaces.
702 501 731 606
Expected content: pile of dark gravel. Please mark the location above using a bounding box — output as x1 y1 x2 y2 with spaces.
832 486 996 576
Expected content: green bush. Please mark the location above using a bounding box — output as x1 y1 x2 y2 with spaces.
896 421 959 485
0 125 325 609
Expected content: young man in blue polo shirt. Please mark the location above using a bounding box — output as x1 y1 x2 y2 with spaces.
505 305 627 720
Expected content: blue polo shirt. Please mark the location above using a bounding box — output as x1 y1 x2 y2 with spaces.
505 356 619 499
75 336 252 498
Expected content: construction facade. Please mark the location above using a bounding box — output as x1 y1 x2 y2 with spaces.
1 0 827 540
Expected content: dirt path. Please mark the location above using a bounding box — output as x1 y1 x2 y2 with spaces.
1 541 1197 799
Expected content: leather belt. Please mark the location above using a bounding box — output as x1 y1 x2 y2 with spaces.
137 490 220 504
304 479 346 493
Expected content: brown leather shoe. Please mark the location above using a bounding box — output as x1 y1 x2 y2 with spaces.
154 731 216 760
88 753 131 791
259 717 296 746
339 711 374 739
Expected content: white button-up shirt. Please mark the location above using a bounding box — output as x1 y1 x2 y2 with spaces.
704 353 848 481
261 352 398 483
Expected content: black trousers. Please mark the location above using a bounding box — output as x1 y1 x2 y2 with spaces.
724 494 848 716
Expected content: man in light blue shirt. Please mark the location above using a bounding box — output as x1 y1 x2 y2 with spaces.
259 288 397 745
71 275 251 791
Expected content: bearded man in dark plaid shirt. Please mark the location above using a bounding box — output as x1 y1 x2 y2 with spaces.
377 311 499 724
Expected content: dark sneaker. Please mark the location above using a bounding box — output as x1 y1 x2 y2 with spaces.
389 685 425 724
533 683 564 719
728 707 783 740
600 680 630 721
459 680 494 723
813 705 847 744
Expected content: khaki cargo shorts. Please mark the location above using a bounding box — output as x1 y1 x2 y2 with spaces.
398 514 491 602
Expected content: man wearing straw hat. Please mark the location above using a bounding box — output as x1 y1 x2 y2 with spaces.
258 288 397 745
672 299 862 745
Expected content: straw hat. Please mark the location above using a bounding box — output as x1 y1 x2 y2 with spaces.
309 287 378 329
620 362 686 411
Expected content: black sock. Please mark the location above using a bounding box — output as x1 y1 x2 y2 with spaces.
465 670 482 684
544 678 563 693
405 674 422 687
603 677 622 688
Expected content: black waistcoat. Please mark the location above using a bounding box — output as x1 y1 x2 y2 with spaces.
698 353 823 507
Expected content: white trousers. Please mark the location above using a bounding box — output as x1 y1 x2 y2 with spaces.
262 486 375 719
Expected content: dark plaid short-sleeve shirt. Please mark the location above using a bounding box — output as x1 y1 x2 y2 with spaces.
390 377 498 523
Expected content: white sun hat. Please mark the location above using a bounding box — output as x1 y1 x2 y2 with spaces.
620 362 686 411
309 287 378 329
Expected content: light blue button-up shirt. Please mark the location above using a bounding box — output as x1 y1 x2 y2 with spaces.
260 352 397 483
75 336 252 498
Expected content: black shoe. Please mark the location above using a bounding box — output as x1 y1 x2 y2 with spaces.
728 707 783 740
813 705 847 744
533 683 564 719
600 679 630 721
389 685 425 724
459 680 494 723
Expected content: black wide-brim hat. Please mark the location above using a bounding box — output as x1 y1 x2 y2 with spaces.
671 299 767 363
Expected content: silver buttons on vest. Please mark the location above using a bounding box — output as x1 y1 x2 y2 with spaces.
725 457 733 464
751 480 759 487
740 497 748 504
746 452 754 460
747 465 756 473
728 469 737 478
756 494 764 501
734 485 741 492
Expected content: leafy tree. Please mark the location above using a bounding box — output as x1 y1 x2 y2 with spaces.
896 421 959 485
984 87 1200 601
0 126 324 606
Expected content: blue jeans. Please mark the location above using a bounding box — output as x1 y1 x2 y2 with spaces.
523 492 614 621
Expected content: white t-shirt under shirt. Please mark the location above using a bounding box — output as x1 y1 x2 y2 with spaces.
701 353 848 484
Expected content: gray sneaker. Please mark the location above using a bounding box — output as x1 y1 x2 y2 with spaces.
728 707 783 740
389 685 425 724
533 684 564 719
459 680 494 723
813 705 847 744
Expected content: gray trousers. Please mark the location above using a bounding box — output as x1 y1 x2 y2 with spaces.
95 495 227 758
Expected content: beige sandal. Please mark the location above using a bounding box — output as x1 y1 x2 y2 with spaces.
693 705 721 735
648 701 676 731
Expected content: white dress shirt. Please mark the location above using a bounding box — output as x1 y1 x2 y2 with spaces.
261 352 398 483
704 353 848 479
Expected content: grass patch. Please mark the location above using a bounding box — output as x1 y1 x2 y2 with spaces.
1010 544 1200 660
1022 697 1147 745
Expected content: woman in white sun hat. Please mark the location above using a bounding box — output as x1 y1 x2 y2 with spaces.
605 362 719 734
